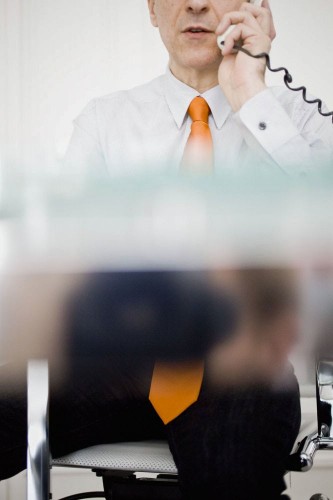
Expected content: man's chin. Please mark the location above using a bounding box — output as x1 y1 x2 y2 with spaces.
181 54 222 73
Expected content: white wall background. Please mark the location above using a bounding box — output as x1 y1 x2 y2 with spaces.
0 0 332 171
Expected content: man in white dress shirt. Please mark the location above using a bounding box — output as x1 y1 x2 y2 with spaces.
65 0 332 176
63 2 328 498
1 1 332 499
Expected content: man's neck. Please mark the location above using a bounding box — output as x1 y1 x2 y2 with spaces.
169 62 219 94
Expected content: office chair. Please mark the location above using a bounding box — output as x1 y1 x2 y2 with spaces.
288 359 333 472
28 360 180 500
28 358 333 500
52 441 179 500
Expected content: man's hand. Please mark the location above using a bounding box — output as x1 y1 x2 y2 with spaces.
205 268 299 388
216 0 276 112
206 309 299 387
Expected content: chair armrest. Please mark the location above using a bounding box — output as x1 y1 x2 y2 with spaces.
27 360 50 500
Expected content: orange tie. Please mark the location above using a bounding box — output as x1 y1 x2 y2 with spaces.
149 360 205 425
149 98 212 425
180 96 214 173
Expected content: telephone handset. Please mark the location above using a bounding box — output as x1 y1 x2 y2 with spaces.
217 0 263 49
216 0 333 122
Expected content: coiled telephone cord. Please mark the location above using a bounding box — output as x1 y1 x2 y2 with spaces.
234 45 333 123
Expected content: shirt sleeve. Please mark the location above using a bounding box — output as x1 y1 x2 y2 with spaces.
235 88 333 174
62 99 108 178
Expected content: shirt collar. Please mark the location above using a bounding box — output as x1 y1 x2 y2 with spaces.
163 67 231 130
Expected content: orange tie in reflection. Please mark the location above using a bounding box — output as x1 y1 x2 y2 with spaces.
181 96 214 173
149 98 212 425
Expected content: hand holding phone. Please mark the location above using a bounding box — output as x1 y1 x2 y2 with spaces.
217 0 264 51
215 0 272 112
216 0 333 122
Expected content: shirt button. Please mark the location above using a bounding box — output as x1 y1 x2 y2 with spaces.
259 121 267 131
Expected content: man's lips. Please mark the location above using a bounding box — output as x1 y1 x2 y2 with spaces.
182 26 214 34
182 26 214 39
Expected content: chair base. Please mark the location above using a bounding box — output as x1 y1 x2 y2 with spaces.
99 471 182 500
58 493 105 500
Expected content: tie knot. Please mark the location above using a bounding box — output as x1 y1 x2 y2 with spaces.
188 96 210 124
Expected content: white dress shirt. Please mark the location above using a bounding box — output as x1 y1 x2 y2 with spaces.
64 68 333 177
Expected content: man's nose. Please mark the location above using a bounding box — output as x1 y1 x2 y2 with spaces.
185 0 210 14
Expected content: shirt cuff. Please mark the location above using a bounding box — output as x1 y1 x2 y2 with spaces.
237 88 300 154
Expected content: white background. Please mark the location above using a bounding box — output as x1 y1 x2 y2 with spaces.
0 0 332 172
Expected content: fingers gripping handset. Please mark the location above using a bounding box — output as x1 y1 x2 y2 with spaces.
216 0 333 121
217 0 263 49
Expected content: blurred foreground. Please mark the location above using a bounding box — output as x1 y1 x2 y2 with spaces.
0 172 332 389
